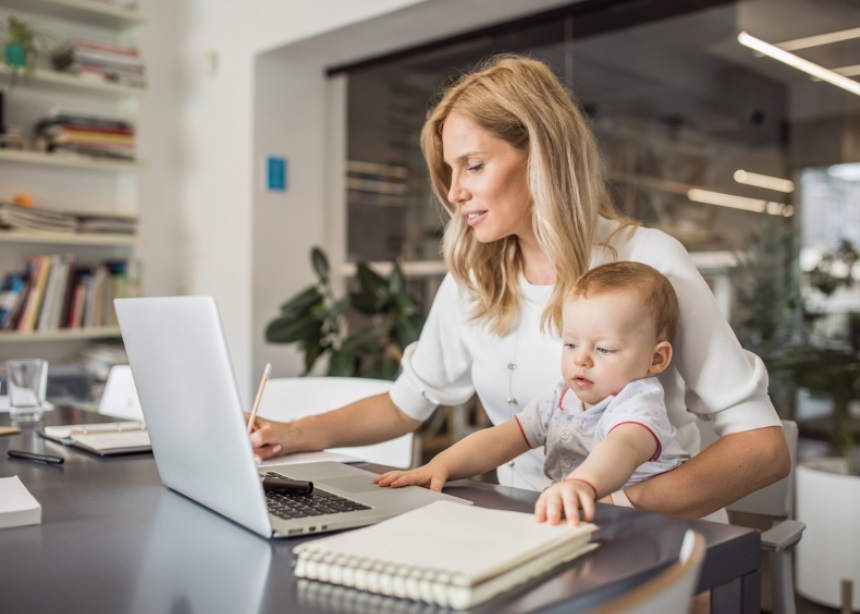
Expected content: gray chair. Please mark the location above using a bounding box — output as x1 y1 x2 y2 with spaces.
588 530 707 614
699 419 805 614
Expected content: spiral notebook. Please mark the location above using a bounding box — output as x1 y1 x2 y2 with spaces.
293 500 598 610
40 421 150 455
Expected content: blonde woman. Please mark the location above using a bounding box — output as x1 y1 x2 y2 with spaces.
250 54 789 520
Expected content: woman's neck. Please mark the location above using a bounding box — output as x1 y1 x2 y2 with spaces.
518 234 555 285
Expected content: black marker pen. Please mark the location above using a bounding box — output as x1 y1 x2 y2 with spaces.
7 449 65 464
262 475 313 494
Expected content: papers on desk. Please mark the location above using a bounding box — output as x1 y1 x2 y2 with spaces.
257 449 364 468
294 500 599 610
40 421 151 456
0 476 41 529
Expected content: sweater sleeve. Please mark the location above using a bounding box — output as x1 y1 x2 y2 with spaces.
389 274 477 421
628 230 782 437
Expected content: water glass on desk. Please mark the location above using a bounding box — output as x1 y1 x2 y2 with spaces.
6 359 48 424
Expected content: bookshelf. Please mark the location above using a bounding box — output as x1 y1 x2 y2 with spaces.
0 326 120 342
0 0 146 360
0 0 146 28
0 64 147 96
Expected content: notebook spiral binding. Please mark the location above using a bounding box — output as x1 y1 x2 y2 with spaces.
295 550 468 608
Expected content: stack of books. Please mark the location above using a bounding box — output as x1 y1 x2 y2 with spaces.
0 202 139 236
35 108 136 161
52 38 147 89
0 203 77 234
0 255 139 332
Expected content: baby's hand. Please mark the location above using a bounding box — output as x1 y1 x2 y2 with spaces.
535 479 597 526
373 463 448 492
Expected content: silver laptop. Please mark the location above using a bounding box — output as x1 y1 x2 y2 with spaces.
114 295 471 539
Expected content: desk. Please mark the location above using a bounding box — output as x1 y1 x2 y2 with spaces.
0 408 760 614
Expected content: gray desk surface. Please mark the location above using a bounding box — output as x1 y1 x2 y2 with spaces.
0 407 760 614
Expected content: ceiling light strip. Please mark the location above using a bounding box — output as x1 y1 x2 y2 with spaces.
738 32 860 97
776 26 860 51
733 170 795 193
687 188 791 216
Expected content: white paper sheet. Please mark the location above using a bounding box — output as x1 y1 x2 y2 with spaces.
256 449 364 467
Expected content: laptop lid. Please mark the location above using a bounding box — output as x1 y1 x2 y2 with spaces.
115 296 273 537
116 296 471 539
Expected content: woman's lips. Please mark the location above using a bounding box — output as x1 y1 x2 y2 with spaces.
465 211 487 227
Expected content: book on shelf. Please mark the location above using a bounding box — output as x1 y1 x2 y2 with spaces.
293 500 599 610
0 476 41 529
0 255 139 333
40 421 150 456
52 37 147 90
35 108 136 161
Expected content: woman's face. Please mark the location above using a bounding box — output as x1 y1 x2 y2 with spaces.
441 111 532 244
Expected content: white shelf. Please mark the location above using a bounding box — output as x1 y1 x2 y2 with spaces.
0 232 138 246
0 0 147 27
0 149 142 171
0 326 121 342
0 65 146 97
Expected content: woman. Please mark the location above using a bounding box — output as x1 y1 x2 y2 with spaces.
250 54 789 519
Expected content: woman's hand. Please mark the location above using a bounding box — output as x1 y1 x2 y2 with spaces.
535 480 597 526
245 413 290 462
373 463 449 492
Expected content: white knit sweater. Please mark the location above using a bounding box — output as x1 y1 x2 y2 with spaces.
390 217 781 491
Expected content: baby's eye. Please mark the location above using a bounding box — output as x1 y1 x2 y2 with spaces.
564 342 576 350
596 347 612 355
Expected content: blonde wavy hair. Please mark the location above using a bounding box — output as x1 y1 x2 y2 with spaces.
421 53 634 336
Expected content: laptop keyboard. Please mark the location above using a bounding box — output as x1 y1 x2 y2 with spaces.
261 472 371 520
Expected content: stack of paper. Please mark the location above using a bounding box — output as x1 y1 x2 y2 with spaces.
0 476 42 529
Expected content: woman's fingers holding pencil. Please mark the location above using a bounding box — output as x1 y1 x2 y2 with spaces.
247 415 286 462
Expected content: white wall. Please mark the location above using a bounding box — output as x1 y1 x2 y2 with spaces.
179 0 577 400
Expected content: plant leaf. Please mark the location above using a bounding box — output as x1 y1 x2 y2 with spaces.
265 313 322 343
356 262 390 306
394 314 425 347
302 332 325 374
389 262 406 294
366 357 400 380
328 347 358 377
311 247 330 282
279 285 323 316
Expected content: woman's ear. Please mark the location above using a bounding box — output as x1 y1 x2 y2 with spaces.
648 341 673 375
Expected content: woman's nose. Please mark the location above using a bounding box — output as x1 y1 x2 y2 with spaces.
448 174 467 204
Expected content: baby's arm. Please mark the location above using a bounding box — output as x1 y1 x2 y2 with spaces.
536 423 657 525
374 418 530 492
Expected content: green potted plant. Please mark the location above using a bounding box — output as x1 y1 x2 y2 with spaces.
1 15 55 89
265 247 426 380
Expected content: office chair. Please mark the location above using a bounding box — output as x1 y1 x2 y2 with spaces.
255 376 415 469
699 419 805 614
587 529 707 614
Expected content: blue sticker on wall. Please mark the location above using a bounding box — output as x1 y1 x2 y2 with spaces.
267 156 287 192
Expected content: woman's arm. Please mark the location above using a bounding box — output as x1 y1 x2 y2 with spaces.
622 425 789 518
248 392 423 460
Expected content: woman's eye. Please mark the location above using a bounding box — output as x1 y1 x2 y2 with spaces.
467 163 484 172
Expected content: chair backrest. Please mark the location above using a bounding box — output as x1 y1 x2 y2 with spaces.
256 377 414 469
698 419 798 519
98 365 144 421
590 530 707 614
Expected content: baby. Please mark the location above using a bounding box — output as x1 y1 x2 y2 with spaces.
374 261 690 525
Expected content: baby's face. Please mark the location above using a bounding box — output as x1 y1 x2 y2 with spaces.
561 291 661 409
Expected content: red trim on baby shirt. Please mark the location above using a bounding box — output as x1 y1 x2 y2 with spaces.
514 415 532 448
609 421 662 461
558 387 571 410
